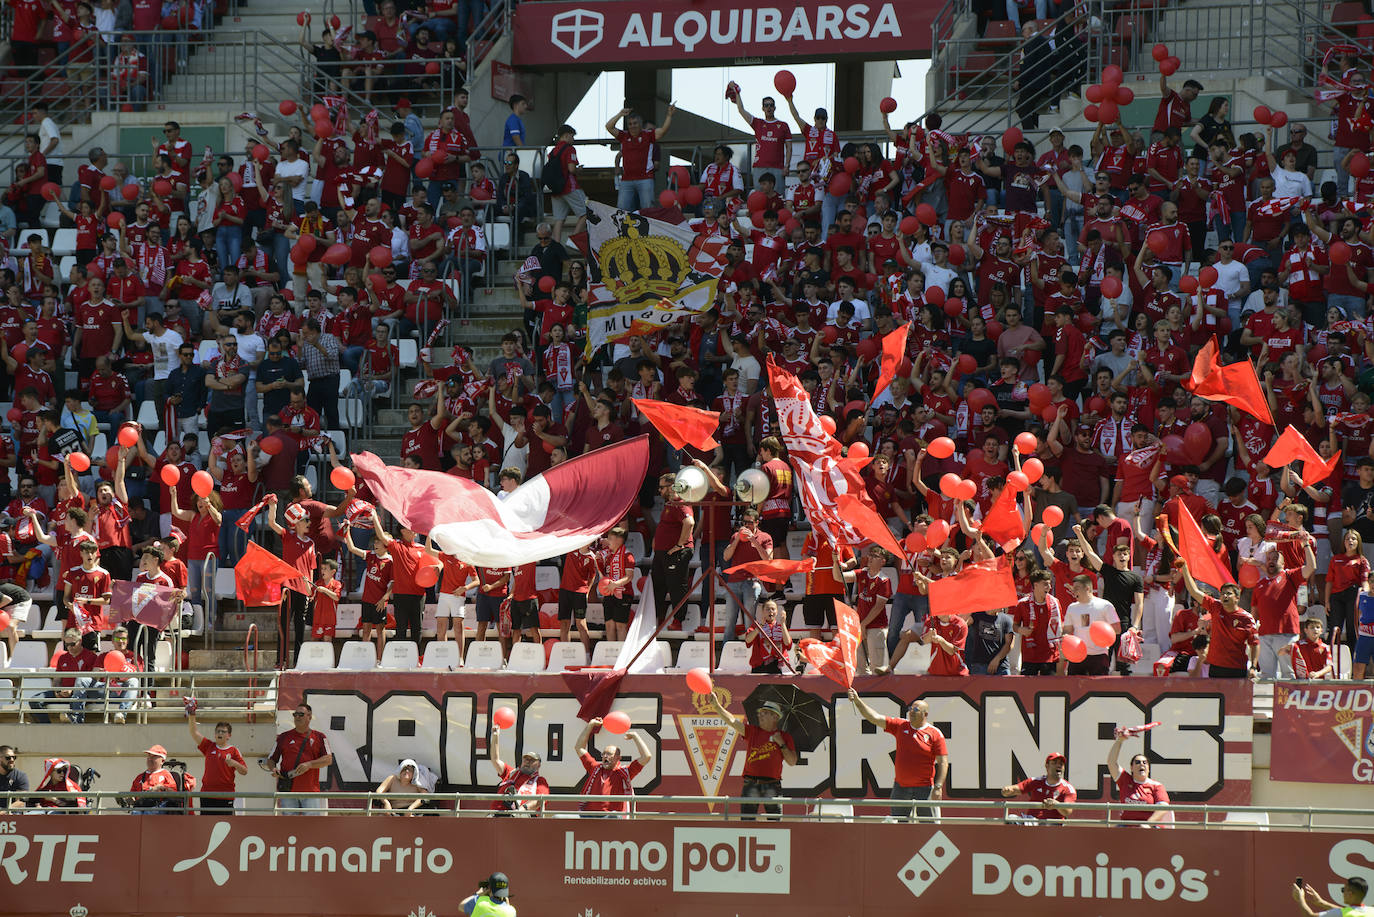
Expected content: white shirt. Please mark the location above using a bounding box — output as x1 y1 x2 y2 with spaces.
920 262 958 293
147 328 184 380
275 156 310 203
1271 166 1312 199
38 117 63 167
232 330 266 368
1211 259 1250 309
1065 597 1119 656
731 353 761 392
827 297 871 326
498 419 529 478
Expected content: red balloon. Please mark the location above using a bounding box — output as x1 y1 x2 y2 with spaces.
0 610 9 633
915 203 937 226
1160 56 1180 76
537 275 556 294
1351 153 1371 178
939 473 962 497
1238 564 1261 589
822 326 839 345
943 298 962 318
100 174 118 191
1085 84 1104 103
1100 276 1123 299
1269 110 1288 129
848 441 870 461
603 711 632 734
879 96 898 114
309 103 327 122
1083 105 1100 124
117 424 139 448
747 190 767 212
1089 620 1116 648
928 436 956 459
984 319 1004 340
313 119 334 139
681 185 704 206
120 184 139 202
1253 105 1272 124
191 470 215 498
289 243 310 265
69 452 91 472
226 172 243 191
1007 471 1029 492
925 285 946 306
1115 85 1134 106
368 245 392 268
1041 403 1063 424
1146 230 1169 256
1015 431 1039 455
1022 457 1044 484
948 244 966 266
1330 241 1353 266
368 273 388 293
1097 100 1120 124
414 157 435 179
415 559 440 588
295 10 307 25
322 243 351 266
685 667 714 695
954 479 977 502
899 215 919 235
1163 434 1189 465
819 415 837 436
1042 505 1065 527
1030 523 1047 545
1027 384 1051 411
658 189 677 207
967 387 995 411
103 650 127 672
1102 64 1123 84
492 706 517 729
106 212 125 229
258 435 283 455
1001 126 1023 154
160 464 181 486
925 519 950 549
957 353 976 375
1179 275 1198 294
857 338 880 361
828 173 852 196
776 208 793 225
330 466 356 490
844 156 860 174
279 99 297 116
905 531 927 553
773 70 797 96
1151 43 1169 61
105 446 120 470
1087 396 1108 416
1061 634 1087 663
1183 421 1213 464
152 178 173 198
40 181 60 201
1199 265 1219 288
424 61 441 75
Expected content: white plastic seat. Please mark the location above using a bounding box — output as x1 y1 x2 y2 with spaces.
0 678 14 712
293 641 336 671
39 201 60 229
0 643 9 668
464 640 504 671
12 228 48 255
505 642 545 673
544 641 588 672
337 641 379 671
535 565 560 592
51 228 77 257
33 606 63 638
488 221 511 253
786 531 808 557
336 604 361 635
716 641 752 673
337 368 352 394
421 641 461 670
215 569 237 600
57 254 76 282
675 641 710 671
9 640 50 669
153 640 174 672
135 400 160 431
341 398 364 428
590 641 624 666
397 339 418 369
379 640 418 669
625 532 646 561
152 430 166 455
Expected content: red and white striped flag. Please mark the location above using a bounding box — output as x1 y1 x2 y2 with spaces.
235 494 274 533
1251 196 1309 218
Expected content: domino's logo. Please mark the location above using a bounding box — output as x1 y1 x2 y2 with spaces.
897 831 959 898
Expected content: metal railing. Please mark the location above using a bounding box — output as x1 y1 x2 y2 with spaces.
0 668 278 724
3 791 1372 829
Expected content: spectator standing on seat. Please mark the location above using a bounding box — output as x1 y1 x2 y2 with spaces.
708 694 796 818
369 509 429 647
547 125 586 243
1074 521 1141 672
268 703 333 813
720 505 772 647
299 318 342 431
652 472 694 629
848 691 947 820
31 102 63 188
187 704 247 814
1059 570 1121 676
730 91 791 176
503 95 529 148
1177 559 1259 679
605 105 675 212
573 717 653 816
263 497 316 666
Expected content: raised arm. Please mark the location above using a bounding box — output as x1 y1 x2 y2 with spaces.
1072 522 1103 571
847 687 886 726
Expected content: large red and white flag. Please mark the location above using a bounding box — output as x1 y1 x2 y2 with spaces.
766 356 893 554
110 579 179 630
352 437 650 566
799 600 861 688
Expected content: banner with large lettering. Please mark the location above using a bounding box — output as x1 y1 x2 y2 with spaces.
511 0 931 67
277 673 1253 804
3 815 1369 917
1271 682 1374 785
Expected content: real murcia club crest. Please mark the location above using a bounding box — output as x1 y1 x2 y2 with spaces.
676 686 738 808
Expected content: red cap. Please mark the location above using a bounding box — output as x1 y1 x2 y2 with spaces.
1045 752 1067 764
144 744 168 758
1169 474 1190 489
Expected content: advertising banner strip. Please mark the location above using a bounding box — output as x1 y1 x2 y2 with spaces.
1271 681 1374 785
275 673 1254 805
4 816 1368 917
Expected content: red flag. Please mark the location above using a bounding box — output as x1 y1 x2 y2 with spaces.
978 487 1025 550
870 324 910 402
632 398 721 451
927 555 1018 616
798 600 862 688
1176 501 1235 589
1183 336 1275 426
236 494 273 533
236 541 309 606
723 558 815 586
1261 426 1341 487
836 494 906 559
110 579 179 630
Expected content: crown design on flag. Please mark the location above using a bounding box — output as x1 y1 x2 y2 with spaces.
69 905 89 917
598 215 690 304
692 686 732 714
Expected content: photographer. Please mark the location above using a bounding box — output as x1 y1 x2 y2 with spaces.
266 703 333 813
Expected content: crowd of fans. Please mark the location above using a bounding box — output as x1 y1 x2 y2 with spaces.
0 8 1370 695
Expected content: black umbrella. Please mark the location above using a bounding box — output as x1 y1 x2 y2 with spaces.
742 683 831 753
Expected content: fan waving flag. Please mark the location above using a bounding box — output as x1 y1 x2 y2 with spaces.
237 541 310 606
585 202 728 352
798 600 862 688
1183 336 1275 426
111 579 179 630
632 399 720 451
724 558 815 586
928 555 1018 616
353 437 650 566
978 486 1026 551
1261 426 1341 486
870 324 910 402
1176 501 1235 589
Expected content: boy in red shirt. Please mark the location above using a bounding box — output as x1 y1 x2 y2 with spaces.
186 703 247 813
558 545 598 655
310 558 342 641
839 546 893 674
344 528 392 660
1279 615 1334 679
508 561 541 651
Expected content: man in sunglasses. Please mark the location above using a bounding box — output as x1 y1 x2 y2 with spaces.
0 744 27 810
267 703 333 813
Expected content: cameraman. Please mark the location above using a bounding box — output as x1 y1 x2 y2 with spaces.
489 726 548 816
267 703 333 813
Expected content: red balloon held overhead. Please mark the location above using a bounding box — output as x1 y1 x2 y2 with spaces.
956 353 976 375
1022 457 1044 484
905 531 926 554
369 273 388 293
773 69 797 96
1030 523 1046 545
1100 275 1123 299
1179 275 1199 294
916 203 938 226
828 172 852 196
329 13 340 29
1041 403 1062 424
857 338 880 361
1102 64 1123 84
296 10 307 24
658 189 677 207
847 441 870 461
1115 85 1134 106
538 275 555 293
925 519 950 549
310 103 328 121
1160 56 1181 76
603 711 632 734
928 436 956 459
681 185 703 206
819 415 837 436
966 387 995 411
191 470 215 498
1238 564 1261 589
1085 84 1104 103
984 319 1004 340
117 424 139 448
1147 229 1169 256
368 245 392 268
1252 105 1271 124
120 184 139 202
879 96 898 114
160 464 181 486
822 326 839 345
1199 265 1219 288
685 667 714 695
1001 126 1024 154
279 99 297 116
40 181 60 201
1007 470 1029 492
747 190 767 211
330 466 356 491
105 446 120 470
1151 43 1169 61
900 216 919 235
1097 100 1119 124
313 119 334 139
1042 505 1064 527
939 473 962 498
492 706 516 730
1027 383 1051 410
1083 104 1100 123
106 212 125 229
1014 431 1039 455
844 156 860 174
252 143 271 163
954 479 977 502
750 210 765 228
948 244 966 266
1087 395 1108 416
69 452 91 473
1269 110 1287 128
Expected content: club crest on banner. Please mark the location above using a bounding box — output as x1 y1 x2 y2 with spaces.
675 687 739 806
131 583 161 617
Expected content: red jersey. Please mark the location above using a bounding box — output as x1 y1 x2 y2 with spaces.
926 614 969 676
884 717 948 787
270 728 331 792
742 723 795 780
197 737 246 795
1014 776 1077 820
1202 596 1258 669
1014 594 1062 663
1115 772 1169 821
577 752 643 813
